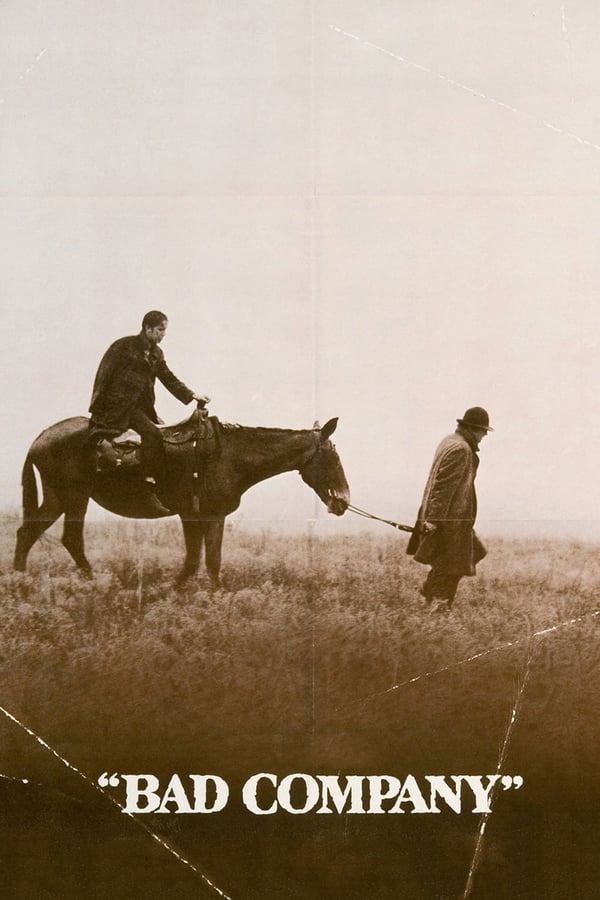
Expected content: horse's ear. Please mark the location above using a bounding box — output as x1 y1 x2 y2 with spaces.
312 420 321 430
320 417 339 441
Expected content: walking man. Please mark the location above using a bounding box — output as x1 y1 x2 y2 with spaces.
406 406 492 609
89 310 209 515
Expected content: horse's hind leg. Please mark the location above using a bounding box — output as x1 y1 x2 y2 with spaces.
61 492 92 575
14 484 63 571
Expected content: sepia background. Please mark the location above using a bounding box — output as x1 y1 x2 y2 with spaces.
2 1 600 538
1 3 599 900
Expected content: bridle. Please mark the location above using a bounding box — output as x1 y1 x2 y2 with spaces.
297 437 346 505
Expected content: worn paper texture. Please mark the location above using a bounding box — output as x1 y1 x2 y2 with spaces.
0 3 598 897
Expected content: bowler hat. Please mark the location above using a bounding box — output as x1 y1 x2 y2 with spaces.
457 407 493 431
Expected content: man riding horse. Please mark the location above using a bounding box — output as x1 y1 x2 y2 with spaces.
14 313 348 581
89 310 210 516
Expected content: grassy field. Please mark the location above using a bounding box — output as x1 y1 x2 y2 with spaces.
0 512 598 899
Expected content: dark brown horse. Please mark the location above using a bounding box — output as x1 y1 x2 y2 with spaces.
14 412 350 585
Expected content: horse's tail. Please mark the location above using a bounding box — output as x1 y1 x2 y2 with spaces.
21 454 39 518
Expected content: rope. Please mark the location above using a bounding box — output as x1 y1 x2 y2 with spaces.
346 504 414 533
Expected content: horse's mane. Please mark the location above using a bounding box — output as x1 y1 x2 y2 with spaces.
219 422 314 436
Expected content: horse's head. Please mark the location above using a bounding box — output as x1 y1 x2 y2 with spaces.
298 418 350 516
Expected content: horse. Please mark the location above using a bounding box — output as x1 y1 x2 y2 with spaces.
13 411 350 586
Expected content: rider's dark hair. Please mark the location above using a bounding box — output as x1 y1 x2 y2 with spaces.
142 310 168 329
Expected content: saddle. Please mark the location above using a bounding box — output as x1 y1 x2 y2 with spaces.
94 409 220 471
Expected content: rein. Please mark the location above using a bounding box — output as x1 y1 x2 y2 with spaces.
346 504 414 533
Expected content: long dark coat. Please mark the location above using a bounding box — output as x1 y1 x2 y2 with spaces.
89 333 194 432
406 430 486 576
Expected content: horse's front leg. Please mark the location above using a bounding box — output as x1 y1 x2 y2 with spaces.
204 519 225 589
178 517 206 584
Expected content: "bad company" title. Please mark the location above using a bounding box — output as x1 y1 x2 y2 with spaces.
97 772 524 815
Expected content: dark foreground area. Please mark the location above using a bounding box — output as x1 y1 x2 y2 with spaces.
0 515 598 898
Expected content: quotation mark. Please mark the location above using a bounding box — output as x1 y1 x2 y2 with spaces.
501 775 523 791
98 772 121 788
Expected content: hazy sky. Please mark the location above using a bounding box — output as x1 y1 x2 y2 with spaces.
2 1 599 537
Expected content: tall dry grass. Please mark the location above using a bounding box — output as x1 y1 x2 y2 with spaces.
0 513 598 898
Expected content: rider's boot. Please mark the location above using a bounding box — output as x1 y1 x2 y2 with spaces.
143 477 171 517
